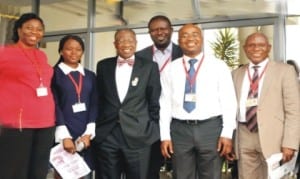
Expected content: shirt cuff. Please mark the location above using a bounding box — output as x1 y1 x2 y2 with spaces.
82 123 95 140
160 128 171 141
55 125 72 143
220 126 235 139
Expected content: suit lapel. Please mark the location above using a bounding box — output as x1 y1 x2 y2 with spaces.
109 57 122 105
236 65 248 102
171 43 182 60
259 61 275 104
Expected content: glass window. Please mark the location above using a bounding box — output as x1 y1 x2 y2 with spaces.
0 3 31 44
286 16 300 67
94 31 116 70
40 0 88 31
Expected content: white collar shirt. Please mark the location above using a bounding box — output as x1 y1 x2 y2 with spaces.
58 62 85 76
116 55 134 102
159 53 237 140
238 58 269 122
153 43 172 73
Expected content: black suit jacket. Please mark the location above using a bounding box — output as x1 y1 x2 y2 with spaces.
94 55 161 148
136 43 183 63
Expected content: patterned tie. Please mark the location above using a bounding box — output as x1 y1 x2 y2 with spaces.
246 66 260 132
183 59 197 113
117 58 134 66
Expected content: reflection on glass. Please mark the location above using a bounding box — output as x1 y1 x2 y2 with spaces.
40 0 87 31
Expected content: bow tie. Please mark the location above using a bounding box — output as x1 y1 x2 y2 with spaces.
117 58 134 66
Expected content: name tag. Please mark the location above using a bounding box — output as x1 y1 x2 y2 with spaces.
36 86 48 97
72 102 86 113
246 98 258 107
184 93 197 102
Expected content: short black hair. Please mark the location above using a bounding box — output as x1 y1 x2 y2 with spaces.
12 12 44 43
147 15 172 29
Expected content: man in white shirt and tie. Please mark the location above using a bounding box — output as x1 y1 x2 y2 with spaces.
159 24 237 179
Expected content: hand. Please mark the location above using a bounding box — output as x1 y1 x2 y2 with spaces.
161 140 174 158
217 137 232 157
225 152 236 161
281 147 295 163
63 138 76 154
79 135 92 149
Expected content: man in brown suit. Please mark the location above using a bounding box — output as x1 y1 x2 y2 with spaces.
232 32 300 179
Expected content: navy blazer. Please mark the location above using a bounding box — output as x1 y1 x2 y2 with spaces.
52 67 98 139
94 54 161 148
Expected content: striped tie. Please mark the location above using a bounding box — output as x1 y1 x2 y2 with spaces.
246 66 259 132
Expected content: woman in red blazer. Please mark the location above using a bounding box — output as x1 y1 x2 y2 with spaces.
0 13 55 179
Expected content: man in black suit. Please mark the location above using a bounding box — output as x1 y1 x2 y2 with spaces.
136 15 182 179
92 28 161 179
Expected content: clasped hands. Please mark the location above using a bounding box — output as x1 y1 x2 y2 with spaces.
62 134 92 154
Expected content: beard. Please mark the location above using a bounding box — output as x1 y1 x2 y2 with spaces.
154 42 170 50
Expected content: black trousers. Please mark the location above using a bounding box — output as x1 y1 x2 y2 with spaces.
147 140 164 179
93 125 151 179
0 127 55 179
171 116 223 179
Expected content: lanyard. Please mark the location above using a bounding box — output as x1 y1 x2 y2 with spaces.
18 43 44 85
68 73 83 102
182 55 205 91
246 63 268 93
152 46 171 73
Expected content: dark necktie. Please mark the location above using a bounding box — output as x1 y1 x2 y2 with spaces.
246 66 260 132
183 59 197 113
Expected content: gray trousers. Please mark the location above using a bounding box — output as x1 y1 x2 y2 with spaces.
171 116 223 179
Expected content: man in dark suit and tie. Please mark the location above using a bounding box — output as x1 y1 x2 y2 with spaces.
232 32 300 179
92 28 161 179
136 15 182 179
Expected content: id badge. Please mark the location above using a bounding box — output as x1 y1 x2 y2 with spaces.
184 93 196 102
246 98 258 107
36 86 48 97
72 102 86 113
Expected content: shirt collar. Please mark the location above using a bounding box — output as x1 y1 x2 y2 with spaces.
249 58 269 70
58 62 85 76
117 55 135 61
183 52 204 63
153 43 172 54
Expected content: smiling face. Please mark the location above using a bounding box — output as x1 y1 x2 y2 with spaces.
178 24 203 58
60 38 84 68
243 32 271 65
114 29 137 59
17 19 44 48
148 18 173 50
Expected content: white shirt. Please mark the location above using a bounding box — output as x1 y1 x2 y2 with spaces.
153 43 172 73
116 56 134 102
159 52 237 140
238 58 269 122
58 62 85 76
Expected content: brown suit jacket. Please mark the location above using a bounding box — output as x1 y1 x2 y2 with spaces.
232 60 300 158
